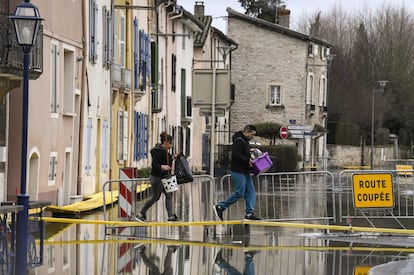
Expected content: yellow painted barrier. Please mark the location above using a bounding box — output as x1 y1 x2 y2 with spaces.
39 217 414 235
396 164 413 176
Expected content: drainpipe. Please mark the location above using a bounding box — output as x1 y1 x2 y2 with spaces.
77 0 88 196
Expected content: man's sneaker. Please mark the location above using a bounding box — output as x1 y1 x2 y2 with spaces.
214 249 224 264
135 213 146 222
244 250 260 258
167 214 180 222
213 205 224 221
244 213 261 220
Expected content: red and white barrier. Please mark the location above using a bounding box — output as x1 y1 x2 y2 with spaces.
117 227 135 273
119 168 134 219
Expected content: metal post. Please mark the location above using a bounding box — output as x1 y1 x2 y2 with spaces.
16 48 30 274
371 88 375 169
210 66 216 177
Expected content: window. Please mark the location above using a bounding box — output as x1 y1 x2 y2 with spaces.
172 54 176 91
319 76 327 106
101 119 109 171
63 47 75 114
119 15 125 67
48 152 58 185
134 17 139 90
102 6 112 68
117 110 128 161
50 42 59 115
306 74 314 104
89 0 98 63
182 25 186 50
269 85 282 106
181 68 186 115
139 30 151 90
133 112 148 161
307 44 313 57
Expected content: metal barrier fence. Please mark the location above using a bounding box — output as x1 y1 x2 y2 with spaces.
216 171 335 222
102 175 215 226
336 169 414 225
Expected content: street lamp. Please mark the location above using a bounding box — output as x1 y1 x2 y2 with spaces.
370 80 388 170
9 1 42 274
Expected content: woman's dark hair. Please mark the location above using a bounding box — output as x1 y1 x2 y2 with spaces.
160 131 173 143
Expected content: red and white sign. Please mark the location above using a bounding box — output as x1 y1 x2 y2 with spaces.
280 126 289 139
117 227 135 273
119 168 134 219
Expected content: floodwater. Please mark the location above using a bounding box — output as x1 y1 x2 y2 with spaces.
26 173 414 274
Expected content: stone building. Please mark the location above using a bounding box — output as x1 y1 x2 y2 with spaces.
227 7 333 169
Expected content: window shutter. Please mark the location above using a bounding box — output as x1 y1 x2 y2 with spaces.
122 111 128 160
117 110 123 160
86 118 92 175
319 77 324 106
89 0 98 63
51 43 58 113
133 112 139 161
134 17 139 91
102 119 109 171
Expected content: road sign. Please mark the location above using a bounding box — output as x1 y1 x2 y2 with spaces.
280 126 288 139
287 125 314 139
352 173 394 209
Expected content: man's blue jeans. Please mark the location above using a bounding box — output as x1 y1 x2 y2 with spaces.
218 256 255 275
219 171 256 215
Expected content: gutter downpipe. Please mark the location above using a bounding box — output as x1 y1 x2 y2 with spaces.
77 0 88 196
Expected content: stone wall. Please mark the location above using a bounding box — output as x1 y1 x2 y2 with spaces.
327 144 402 168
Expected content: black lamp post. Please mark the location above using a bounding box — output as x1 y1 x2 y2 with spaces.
9 1 42 274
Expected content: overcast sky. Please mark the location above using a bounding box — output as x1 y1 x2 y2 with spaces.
178 0 414 32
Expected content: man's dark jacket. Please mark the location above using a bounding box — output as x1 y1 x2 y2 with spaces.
231 131 251 174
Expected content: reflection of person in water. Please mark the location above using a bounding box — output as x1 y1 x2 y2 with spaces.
214 224 257 275
214 249 256 275
138 245 178 274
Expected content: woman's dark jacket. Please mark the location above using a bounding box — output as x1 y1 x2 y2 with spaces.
150 144 172 177
231 131 251 174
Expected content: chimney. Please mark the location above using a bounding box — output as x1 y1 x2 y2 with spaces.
194 1 204 18
277 5 290 28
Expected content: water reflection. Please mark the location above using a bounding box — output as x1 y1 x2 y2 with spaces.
214 248 256 275
28 172 414 274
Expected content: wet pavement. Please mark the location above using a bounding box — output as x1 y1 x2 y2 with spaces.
27 207 414 275
21 172 414 274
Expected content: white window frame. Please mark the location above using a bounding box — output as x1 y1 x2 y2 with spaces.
48 152 58 186
62 45 75 114
268 84 282 106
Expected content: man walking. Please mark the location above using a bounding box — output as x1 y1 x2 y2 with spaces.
213 124 261 221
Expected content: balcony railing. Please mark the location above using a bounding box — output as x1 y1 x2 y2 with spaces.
0 17 43 80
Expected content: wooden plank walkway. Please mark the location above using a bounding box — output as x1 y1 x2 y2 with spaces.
45 183 151 217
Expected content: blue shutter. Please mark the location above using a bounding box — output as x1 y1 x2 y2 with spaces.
144 114 148 158
134 17 139 91
139 113 144 159
133 112 138 161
